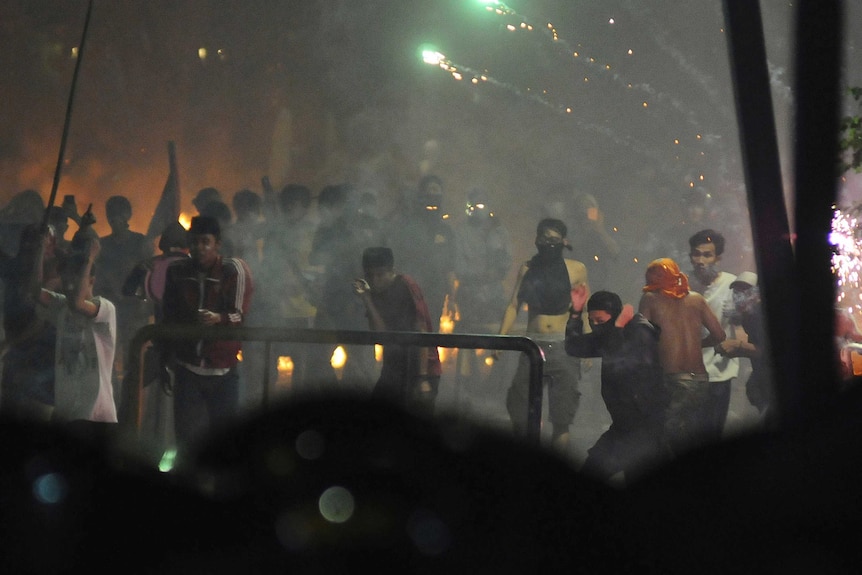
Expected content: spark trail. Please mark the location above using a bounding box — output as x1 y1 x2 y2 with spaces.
422 49 666 165
481 0 711 136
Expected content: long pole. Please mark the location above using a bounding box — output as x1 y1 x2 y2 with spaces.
722 1 800 426
41 0 95 231
791 0 844 414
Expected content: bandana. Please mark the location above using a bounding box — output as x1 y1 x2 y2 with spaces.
728 286 760 323
643 258 690 299
519 252 571 315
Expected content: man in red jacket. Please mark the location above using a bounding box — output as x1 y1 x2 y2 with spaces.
352 247 442 416
162 216 253 459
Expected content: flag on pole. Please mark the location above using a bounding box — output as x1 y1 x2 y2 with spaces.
147 141 181 240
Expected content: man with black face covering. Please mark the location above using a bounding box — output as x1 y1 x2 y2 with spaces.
687 229 739 443
497 218 588 452
565 291 667 484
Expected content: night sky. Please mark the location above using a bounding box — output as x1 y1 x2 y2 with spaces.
1 0 860 294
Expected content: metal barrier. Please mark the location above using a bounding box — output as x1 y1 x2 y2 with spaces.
122 325 546 445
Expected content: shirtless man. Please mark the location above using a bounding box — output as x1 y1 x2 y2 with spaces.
638 258 725 456
498 218 589 451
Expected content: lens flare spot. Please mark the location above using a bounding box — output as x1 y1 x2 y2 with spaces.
407 509 451 556
319 486 355 524
296 429 325 461
33 473 67 505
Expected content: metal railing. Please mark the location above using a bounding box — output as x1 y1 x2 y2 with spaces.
122 325 545 445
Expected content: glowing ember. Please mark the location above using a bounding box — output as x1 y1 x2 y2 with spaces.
331 345 347 370
274 355 294 388
438 295 456 362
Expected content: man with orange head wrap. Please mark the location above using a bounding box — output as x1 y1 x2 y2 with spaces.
638 258 725 457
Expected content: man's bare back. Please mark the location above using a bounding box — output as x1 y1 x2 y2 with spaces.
639 291 725 374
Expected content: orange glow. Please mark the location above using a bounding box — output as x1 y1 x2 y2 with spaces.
439 346 453 363
331 346 347 369
179 212 192 230
276 355 294 388
375 344 383 362
438 295 456 362
440 294 458 331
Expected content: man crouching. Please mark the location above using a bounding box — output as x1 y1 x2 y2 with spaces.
566 290 666 484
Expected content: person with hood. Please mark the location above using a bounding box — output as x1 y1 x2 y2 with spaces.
565 290 666 484
715 272 774 424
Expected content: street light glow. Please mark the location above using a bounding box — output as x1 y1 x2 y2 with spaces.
422 50 445 65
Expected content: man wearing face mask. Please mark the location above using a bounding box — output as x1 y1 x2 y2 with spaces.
387 175 456 332
687 229 739 443
565 291 666 484
452 189 512 390
715 272 774 424
497 218 588 452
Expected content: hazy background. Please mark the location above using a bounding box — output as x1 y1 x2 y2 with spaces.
1 0 860 299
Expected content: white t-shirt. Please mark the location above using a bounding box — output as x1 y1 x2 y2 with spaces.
43 292 118 422
694 271 740 382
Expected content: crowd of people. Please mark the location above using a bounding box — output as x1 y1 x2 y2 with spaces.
0 178 775 480
0 178 509 459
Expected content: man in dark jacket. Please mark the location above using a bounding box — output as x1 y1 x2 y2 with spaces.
715 272 774 424
162 216 253 460
565 290 667 485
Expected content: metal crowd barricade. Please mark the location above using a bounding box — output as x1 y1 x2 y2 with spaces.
122 325 545 446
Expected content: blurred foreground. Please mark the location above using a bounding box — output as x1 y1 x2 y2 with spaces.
2 377 861 574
